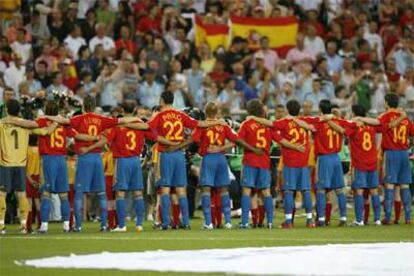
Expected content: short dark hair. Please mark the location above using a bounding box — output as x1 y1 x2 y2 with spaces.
246 99 263 117
286 100 301 116
122 100 136 114
6 99 20 116
161 91 174 105
352 104 366 117
205 102 218 117
275 104 285 109
83 95 96 112
319 99 332 114
45 100 59 116
384 93 399 108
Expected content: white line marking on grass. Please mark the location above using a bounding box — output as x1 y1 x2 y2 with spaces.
21 243 414 275
2 236 413 243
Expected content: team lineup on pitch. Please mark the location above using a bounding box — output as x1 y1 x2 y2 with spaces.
1 92 413 275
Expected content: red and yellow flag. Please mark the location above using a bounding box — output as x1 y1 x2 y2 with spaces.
230 16 299 57
195 16 230 51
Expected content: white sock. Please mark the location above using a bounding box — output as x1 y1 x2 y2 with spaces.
306 213 312 219
41 222 48 230
340 217 347 221
63 221 69 229
319 217 326 221
285 214 293 220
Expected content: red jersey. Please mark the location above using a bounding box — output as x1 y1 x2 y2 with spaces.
148 108 198 152
192 124 238 156
36 118 76 155
311 118 351 155
345 122 381 171
379 110 414 150
70 113 118 154
106 123 158 158
273 118 310 168
238 119 282 169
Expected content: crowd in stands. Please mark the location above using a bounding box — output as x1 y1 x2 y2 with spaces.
1 0 414 118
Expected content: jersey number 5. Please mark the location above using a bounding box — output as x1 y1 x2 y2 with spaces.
256 129 267 148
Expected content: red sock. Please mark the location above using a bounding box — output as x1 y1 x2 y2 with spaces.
326 203 332 223
26 211 33 231
69 211 74 229
258 205 265 225
108 210 116 229
157 205 162 223
251 208 258 225
172 204 180 227
210 190 217 226
394 201 402 222
364 203 370 223
36 211 41 229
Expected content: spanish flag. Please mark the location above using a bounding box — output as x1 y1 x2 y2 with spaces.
195 16 230 51
230 16 299 57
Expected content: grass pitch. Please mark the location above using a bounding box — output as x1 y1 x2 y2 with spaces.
1 213 413 276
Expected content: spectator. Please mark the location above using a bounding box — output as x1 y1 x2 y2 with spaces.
257 72 277 109
296 62 316 101
25 66 42 96
286 33 315 73
278 81 298 107
10 28 32 64
79 8 97 43
186 57 204 109
339 57 357 93
136 5 161 35
64 25 87 60
113 1 134 40
168 78 189 109
304 25 326 59
364 21 384 62
325 40 343 73
75 46 95 78
147 37 171 82
5 13 31 43
137 69 164 108
252 36 279 74
331 85 354 110
224 37 245 73
46 72 69 95
385 58 401 90
3 53 26 95
25 11 50 46
242 74 259 103
96 0 116 35
209 60 230 89
48 9 69 42
34 61 51 88
389 40 414 75
199 43 215 74
89 23 116 56
217 78 243 112
115 25 137 56
61 59 79 92
80 69 97 96
301 9 325 37
96 62 121 111
303 78 329 110
35 42 58 73
274 60 296 90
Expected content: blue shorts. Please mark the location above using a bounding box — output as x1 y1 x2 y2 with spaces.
283 166 310 191
200 153 230 187
241 165 270 190
75 153 105 193
0 166 25 193
317 153 344 190
113 157 143 191
41 155 69 193
158 151 187 187
383 150 412 185
352 169 379 189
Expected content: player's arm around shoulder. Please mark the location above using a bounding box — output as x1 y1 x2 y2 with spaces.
2 117 40 129
246 115 273 127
